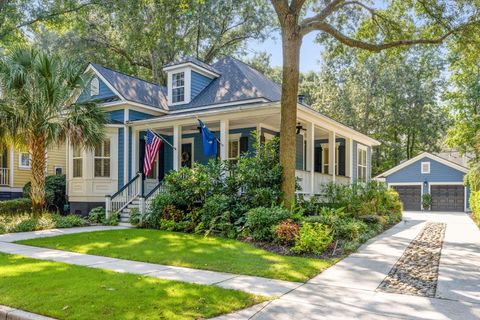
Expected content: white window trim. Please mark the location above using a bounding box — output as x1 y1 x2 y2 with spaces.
227 133 242 160
72 146 83 178
171 71 186 104
91 77 100 96
18 151 31 169
182 137 195 165
357 145 368 181
94 139 111 178
54 165 63 175
421 161 431 174
320 143 340 175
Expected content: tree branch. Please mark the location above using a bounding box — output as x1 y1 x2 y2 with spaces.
300 0 345 27
299 20 479 51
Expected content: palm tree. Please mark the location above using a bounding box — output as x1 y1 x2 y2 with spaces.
0 47 106 211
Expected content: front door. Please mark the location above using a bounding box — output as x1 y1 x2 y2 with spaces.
181 143 192 168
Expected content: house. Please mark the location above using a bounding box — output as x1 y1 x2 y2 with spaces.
68 56 380 218
375 152 469 212
0 144 66 200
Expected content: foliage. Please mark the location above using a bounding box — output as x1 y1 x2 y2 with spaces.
88 207 106 224
0 212 85 234
0 198 32 214
292 223 333 255
245 206 292 242
23 175 66 213
0 47 106 210
274 219 299 245
470 191 480 228
422 193 432 211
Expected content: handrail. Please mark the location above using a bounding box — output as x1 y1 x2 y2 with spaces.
0 168 9 186
145 181 163 199
144 181 165 213
108 173 142 214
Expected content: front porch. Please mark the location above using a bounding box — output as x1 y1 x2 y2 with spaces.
0 147 12 187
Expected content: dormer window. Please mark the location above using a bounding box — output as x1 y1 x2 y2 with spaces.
91 77 99 96
172 72 185 103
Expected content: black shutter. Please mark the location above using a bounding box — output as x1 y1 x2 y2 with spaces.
239 136 248 154
314 145 322 172
338 145 346 176
139 136 145 173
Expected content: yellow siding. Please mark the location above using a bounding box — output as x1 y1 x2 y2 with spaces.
12 143 67 188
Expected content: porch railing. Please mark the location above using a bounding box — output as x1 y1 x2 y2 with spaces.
0 168 9 186
142 182 165 213
106 172 142 217
296 170 351 195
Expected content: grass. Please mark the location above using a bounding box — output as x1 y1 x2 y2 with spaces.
18 229 334 282
0 252 264 320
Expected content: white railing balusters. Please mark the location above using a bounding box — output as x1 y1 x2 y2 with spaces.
0 168 9 186
107 173 142 217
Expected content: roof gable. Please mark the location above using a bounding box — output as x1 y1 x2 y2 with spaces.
76 75 119 104
90 64 168 110
377 152 469 179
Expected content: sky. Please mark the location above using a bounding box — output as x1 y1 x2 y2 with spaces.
247 31 324 72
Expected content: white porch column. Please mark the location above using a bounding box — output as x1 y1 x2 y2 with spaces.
345 137 352 181
173 125 182 170
329 131 336 182
220 119 229 160
308 122 315 195
9 146 14 187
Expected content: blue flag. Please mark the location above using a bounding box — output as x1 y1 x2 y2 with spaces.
198 119 218 157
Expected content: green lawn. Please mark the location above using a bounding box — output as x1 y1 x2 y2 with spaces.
18 229 334 282
0 253 264 320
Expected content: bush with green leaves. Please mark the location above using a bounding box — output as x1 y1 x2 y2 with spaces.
470 191 480 227
23 175 66 212
292 222 333 254
422 193 432 210
0 198 32 214
245 206 292 242
88 207 106 223
0 212 85 234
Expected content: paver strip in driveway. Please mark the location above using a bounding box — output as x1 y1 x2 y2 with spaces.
215 211 480 319
0 226 302 297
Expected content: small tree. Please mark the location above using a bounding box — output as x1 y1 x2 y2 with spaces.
0 47 106 211
270 0 479 207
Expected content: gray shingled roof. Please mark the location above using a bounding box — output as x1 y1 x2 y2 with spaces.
164 56 220 75
91 64 168 110
170 56 281 111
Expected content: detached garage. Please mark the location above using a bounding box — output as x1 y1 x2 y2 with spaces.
376 152 469 212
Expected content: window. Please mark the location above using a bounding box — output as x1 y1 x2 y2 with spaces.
357 146 367 181
91 78 99 96
19 151 31 169
94 139 110 177
421 161 430 174
172 72 185 103
229 139 240 159
54 166 63 175
323 147 329 174
72 145 82 178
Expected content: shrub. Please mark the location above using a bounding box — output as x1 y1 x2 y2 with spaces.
275 219 299 245
470 191 480 227
0 198 32 214
292 223 333 254
422 193 432 210
88 207 106 224
23 175 66 212
147 193 177 228
245 206 292 242
334 219 368 241
11 218 38 232
53 214 86 228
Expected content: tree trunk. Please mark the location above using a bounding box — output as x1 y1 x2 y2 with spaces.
279 14 302 207
29 135 46 212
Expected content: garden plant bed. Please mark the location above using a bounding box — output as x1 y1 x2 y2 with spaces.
377 222 446 297
0 252 264 320
18 229 334 282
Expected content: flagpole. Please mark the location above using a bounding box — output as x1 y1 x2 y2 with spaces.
148 129 176 150
196 116 224 146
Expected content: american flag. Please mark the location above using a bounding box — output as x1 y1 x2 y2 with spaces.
144 129 162 177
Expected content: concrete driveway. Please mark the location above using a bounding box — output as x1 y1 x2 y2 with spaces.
217 211 480 320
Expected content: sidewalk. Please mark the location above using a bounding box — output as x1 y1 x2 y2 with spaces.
0 226 301 297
